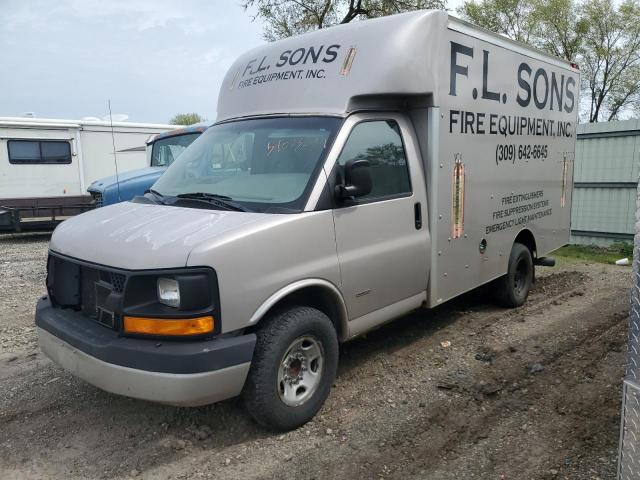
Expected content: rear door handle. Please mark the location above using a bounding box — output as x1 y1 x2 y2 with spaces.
414 202 422 230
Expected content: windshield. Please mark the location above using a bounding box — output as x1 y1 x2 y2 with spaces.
151 133 201 167
152 116 341 213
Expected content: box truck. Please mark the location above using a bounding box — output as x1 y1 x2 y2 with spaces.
87 124 209 207
36 11 578 430
0 117 175 232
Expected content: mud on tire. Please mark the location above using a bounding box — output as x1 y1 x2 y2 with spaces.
242 306 339 431
494 242 534 308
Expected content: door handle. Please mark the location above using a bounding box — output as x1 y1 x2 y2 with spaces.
414 202 422 230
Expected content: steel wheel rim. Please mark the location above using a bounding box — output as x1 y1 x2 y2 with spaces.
277 335 324 407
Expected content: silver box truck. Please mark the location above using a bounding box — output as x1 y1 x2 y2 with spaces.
36 11 579 430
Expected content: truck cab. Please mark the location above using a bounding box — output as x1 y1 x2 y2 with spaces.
36 11 577 431
87 124 208 207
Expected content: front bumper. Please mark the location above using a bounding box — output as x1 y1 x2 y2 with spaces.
36 297 256 406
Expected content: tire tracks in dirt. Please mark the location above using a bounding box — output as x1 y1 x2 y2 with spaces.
0 263 631 480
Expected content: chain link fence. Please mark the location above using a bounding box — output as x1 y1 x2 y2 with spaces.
618 207 640 479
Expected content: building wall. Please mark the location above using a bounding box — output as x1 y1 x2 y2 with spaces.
571 119 640 246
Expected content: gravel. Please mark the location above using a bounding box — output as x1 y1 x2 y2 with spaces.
0 233 631 479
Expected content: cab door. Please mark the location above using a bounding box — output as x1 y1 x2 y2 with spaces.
328 113 430 321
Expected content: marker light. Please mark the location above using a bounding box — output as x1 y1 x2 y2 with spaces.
123 316 214 336
157 277 180 308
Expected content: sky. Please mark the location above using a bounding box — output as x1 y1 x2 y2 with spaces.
0 0 464 124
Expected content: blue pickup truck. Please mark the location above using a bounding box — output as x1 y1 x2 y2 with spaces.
88 124 208 207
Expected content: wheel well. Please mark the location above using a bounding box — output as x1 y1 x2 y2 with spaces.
515 229 537 258
249 286 347 341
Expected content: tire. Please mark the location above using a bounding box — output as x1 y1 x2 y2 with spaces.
243 306 339 431
494 242 534 308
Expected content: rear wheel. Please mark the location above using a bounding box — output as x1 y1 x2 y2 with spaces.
495 242 534 308
243 306 338 431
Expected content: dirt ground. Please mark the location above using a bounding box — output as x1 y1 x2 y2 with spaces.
0 233 632 480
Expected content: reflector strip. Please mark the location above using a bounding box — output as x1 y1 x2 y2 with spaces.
561 153 568 208
452 155 465 239
341 47 357 76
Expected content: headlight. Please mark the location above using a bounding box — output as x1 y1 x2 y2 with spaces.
122 269 219 337
157 277 180 308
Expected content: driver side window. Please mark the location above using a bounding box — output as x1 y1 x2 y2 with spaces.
336 120 411 201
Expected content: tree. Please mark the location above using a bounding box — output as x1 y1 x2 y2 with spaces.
243 0 447 41
580 0 640 121
458 0 595 62
458 0 539 44
169 113 205 125
529 0 587 62
458 0 640 122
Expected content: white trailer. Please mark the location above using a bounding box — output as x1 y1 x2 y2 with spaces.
0 117 175 231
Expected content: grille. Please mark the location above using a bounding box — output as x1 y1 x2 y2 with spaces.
80 266 100 318
89 191 103 207
49 255 124 330
110 272 126 293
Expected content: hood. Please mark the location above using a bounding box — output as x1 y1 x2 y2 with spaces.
50 202 280 269
88 167 165 191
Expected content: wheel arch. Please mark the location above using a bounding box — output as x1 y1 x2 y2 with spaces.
247 279 349 341
514 228 537 258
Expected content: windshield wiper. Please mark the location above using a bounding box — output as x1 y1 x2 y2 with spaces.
176 192 251 212
144 188 166 204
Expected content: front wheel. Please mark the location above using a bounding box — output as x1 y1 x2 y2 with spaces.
243 306 338 431
494 242 534 308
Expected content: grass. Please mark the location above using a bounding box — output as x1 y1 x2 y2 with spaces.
552 241 633 264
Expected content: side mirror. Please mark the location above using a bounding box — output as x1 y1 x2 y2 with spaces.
336 159 372 199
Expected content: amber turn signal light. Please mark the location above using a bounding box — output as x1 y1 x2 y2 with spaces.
123 315 214 336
